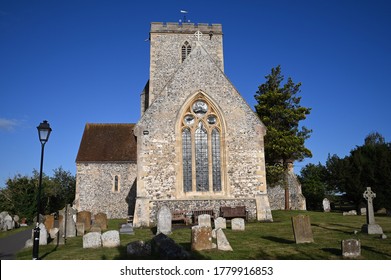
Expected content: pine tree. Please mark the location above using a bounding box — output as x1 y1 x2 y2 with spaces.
255 65 312 209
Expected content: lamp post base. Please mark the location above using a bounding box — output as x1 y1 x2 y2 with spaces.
32 224 40 260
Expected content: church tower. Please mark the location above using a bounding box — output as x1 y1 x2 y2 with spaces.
133 22 273 227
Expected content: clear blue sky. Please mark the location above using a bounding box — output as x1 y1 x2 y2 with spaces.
1 0 390 186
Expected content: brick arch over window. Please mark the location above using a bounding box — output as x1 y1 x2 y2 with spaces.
176 92 227 197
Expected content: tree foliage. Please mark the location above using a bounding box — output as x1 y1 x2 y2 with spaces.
301 132 391 211
254 65 312 195
298 163 329 210
0 167 75 222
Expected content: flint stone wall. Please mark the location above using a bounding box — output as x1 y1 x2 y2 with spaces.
75 162 137 219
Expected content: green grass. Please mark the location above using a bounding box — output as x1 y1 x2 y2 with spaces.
15 210 391 260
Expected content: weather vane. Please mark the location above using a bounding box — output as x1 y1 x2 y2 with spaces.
179 10 190 23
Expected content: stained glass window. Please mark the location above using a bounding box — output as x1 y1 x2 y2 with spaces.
182 41 191 62
212 129 221 191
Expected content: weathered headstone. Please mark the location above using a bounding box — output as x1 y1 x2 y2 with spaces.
83 232 102 248
127 240 151 257
3 214 13 231
152 233 190 259
361 187 383 234
291 215 314 244
322 198 331 212
191 225 213 251
342 239 361 258
77 211 92 231
44 215 54 231
119 223 134 235
231 218 245 231
156 206 172 235
89 225 102 234
76 222 85 236
94 212 108 231
214 217 227 229
59 205 77 238
216 228 233 251
102 230 120 248
198 214 212 228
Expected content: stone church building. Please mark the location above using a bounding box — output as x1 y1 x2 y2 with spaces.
75 22 303 227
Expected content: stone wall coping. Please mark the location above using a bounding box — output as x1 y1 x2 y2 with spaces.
151 22 223 34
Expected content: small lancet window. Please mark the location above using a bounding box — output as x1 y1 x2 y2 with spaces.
114 175 119 192
181 41 191 62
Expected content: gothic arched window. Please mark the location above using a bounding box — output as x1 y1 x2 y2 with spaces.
181 96 222 193
181 41 191 62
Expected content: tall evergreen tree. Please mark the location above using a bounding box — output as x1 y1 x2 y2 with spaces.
255 65 312 209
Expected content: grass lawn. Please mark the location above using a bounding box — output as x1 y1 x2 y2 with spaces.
15 210 391 260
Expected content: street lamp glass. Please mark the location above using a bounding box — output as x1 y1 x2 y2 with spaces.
37 120 52 144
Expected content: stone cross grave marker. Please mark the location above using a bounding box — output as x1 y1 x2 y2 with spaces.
156 206 172 235
291 215 314 244
361 187 383 234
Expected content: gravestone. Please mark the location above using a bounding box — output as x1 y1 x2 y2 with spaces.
77 211 92 231
59 204 77 238
156 206 172 235
152 233 191 259
231 218 245 231
214 217 227 229
31 223 48 245
191 225 213 251
94 212 108 230
198 214 212 228
83 232 102 248
76 222 85 236
342 239 361 258
343 210 357 216
127 240 151 257
120 223 134 235
44 215 54 231
361 187 383 234
3 214 13 231
101 230 120 248
216 228 233 251
291 215 314 244
322 198 331 212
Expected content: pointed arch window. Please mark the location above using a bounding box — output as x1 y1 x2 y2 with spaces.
181 41 191 62
181 96 223 193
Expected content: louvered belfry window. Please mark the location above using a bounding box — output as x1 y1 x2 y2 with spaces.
181 41 192 62
181 96 222 193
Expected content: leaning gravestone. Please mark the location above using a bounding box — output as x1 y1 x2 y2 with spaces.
291 215 314 244
214 217 227 229
77 210 92 231
361 187 383 234
191 225 213 251
198 214 212 228
216 228 233 251
94 212 108 231
156 206 172 235
342 239 361 258
322 198 331 212
231 218 245 231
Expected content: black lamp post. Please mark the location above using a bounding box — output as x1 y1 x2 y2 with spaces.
32 120 52 260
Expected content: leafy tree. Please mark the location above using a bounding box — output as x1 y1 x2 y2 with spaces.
254 65 312 209
0 167 76 222
326 133 391 210
299 163 329 210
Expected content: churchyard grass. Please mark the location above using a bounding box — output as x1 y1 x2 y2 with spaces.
15 210 391 260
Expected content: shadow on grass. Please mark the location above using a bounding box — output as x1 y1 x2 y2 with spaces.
262 236 294 244
312 223 354 234
39 244 59 260
321 247 341 256
361 245 391 259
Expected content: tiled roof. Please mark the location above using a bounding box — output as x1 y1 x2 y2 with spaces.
76 123 137 163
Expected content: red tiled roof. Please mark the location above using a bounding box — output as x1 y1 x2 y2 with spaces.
76 123 137 163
